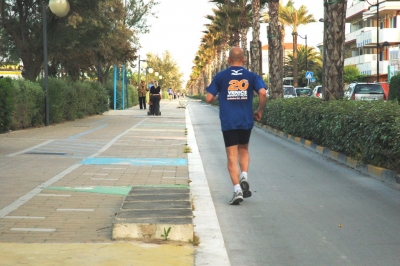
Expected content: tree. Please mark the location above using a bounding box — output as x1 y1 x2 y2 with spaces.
0 0 158 82
285 45 322 86
267 0 283 99
146 51 183 92
250 0 262 76
343 65 365 84
322 0 347 100
279 0 316 87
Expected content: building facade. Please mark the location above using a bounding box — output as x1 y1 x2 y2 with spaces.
261 42 300 78
345 0 400 82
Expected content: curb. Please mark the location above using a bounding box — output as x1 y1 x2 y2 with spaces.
255 122 400 189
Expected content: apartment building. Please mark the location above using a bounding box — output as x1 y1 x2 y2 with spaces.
345 0 400 82
261 43 301 78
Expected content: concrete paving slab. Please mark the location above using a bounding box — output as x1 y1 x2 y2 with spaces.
126 194 190 202
122 201 191 210
116 209 193 219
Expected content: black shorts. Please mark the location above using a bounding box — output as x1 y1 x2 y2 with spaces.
222 129 252 148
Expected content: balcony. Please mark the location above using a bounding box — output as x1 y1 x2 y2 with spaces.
345 54 388 76
346 1 368 22
347 28 400 48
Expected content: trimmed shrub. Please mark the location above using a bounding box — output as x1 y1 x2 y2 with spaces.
0 77 15 132
11 78 44 129
388 74 400 102
258 98 400 173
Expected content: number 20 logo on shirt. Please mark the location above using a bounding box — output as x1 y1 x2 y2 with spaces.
228 79 249 91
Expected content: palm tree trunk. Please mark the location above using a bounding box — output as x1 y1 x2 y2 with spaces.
241 28 250 69
292 32 299 87
250 0 262 76
322 0 347 100
268 0 283 99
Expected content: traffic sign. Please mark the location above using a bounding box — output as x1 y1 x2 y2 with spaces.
310 78 316 83
305 71 313 79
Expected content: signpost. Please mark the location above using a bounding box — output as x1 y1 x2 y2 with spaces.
305 71 314 87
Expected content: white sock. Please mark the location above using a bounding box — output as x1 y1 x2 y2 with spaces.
234 184 241 192
241 172 248 179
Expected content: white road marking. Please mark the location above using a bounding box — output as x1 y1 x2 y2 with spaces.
56 209 94 212
10 228 55 232
4 216 45 219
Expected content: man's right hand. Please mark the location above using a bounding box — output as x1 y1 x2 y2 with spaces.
253 110 262 121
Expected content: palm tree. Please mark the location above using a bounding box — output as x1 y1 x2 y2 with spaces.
285 46 322 86
250 0 262 76
267 0 283 99
279 0 316 87
322 0 346 100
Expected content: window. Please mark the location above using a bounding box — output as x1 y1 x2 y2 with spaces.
389 16 397 28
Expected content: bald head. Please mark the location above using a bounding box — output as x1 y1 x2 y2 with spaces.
228 47 245 66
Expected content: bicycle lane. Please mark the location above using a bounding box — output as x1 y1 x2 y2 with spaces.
0 105 193 266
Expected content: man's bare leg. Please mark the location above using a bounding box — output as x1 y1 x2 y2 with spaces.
226 145 240 185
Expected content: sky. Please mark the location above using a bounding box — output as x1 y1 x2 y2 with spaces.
137 0 342 85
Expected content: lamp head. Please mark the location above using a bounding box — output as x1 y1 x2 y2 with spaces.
49 0 70 17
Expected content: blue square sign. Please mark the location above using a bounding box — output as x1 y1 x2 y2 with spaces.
305 71 313 79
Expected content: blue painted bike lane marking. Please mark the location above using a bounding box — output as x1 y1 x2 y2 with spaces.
80 157 187 166
67 124 108 141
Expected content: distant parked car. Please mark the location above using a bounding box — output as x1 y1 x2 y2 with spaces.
313 85 322 98
283 85 296 98
345 82 385 101
295 87 313 97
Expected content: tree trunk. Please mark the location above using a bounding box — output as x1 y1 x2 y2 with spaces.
268 0 283 99
21 52 42 82
241 28 250 69
292 32 299 87
322 0 347 100
251 0 262 76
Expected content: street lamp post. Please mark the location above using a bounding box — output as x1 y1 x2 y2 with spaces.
42 0 70 126
137 55 147 83
297 34 308 76
145 67 153 88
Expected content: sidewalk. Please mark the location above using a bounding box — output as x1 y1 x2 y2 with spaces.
0 99 223 266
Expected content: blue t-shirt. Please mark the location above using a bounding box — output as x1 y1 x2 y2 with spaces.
206 66 265 131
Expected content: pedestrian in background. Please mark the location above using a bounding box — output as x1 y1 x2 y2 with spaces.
138 80 148 110
168 88 173 101
206 47 267 205
149 81 162 115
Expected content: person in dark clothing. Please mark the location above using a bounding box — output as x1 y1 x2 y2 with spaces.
149 82 161 115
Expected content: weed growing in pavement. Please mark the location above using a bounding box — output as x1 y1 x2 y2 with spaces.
161 227 172 241
184 128 188 135
189 232 200 246
191 196 195 211
183 145 192 153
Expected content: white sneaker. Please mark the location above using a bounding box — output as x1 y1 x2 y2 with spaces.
229 190 243 205
240 175 252 198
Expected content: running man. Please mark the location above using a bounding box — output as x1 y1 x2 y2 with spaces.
206 47 267 205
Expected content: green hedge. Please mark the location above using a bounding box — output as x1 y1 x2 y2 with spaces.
255 97 400 173
11 79 44 129
40 78 109 124
0 78 109 133
0 78 15 132
389 74 400 103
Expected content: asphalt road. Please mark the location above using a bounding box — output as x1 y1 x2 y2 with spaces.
188 99 400 266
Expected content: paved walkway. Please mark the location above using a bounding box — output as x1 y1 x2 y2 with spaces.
0 99 229 266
